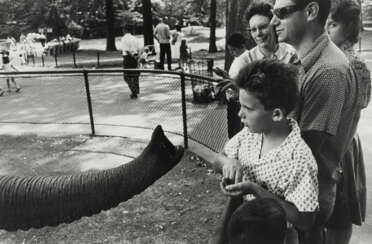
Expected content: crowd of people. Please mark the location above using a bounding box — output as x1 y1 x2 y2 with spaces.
199 0 370 244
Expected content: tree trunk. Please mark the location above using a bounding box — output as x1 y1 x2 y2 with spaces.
224 0 255 70
142 0 154 47
209 0 217 53
105 0 117 51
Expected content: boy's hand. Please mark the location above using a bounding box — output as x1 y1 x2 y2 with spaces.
220 180 257 197
221 158 243 183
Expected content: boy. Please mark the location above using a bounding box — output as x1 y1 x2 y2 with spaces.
210 59 318 243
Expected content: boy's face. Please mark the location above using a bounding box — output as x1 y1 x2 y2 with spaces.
326 17 345 46
228 45 241 58
238 89 273 133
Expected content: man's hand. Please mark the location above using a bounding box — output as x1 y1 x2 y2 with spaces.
221 157 243 183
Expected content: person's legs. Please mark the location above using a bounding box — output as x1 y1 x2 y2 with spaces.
286 227 299 244
211 196 243 244
325 136 365 244
159 44 165 70
123 55 139 98
326 225 352 244
165 43 172 70
6 78 10 92
10 77 20 91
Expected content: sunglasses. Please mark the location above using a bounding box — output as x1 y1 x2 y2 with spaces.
272 4 306 19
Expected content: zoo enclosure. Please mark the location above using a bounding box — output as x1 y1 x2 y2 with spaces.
0 69 229 152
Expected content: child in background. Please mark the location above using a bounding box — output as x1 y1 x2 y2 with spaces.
1 50 21 93
179 39 190 71
138 46 150 68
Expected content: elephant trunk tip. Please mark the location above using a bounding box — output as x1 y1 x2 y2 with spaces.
152 125 184 163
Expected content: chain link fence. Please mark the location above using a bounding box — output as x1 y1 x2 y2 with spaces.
0 69 229 152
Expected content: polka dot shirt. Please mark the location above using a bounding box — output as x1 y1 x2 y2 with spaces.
224 119 319 212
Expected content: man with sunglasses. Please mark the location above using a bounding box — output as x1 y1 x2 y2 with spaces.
271 1 360 244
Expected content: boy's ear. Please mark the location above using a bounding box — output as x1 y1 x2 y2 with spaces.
272 108 286 122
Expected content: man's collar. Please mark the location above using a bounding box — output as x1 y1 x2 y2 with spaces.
300 32 329 73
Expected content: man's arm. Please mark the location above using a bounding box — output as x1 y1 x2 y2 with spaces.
301 130 327 156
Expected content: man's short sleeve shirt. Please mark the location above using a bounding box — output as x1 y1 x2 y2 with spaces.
296 33 360 180
224 119 319 212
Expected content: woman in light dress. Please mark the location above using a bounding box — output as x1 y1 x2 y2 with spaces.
171 25 184 62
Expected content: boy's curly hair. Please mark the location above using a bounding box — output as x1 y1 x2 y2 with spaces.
235 59 299 114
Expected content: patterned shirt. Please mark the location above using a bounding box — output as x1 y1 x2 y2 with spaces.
224 119 319 212
295 33 360 181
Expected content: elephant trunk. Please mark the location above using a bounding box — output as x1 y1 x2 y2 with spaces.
0 125 184 231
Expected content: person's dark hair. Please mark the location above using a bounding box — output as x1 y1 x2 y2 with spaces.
123 25 133 34
227 33 246 49
235 59 299 114
228 198 287 244
292 0 331 25
176 25 182 32
245 1 273 23
330 0 361 44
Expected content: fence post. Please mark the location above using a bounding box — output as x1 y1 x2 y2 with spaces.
83 70 95 135
180 72 188 149
96 52 100 67
72 50 77 68
54 53 58 67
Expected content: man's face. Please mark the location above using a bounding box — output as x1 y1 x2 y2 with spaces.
270 0 307 45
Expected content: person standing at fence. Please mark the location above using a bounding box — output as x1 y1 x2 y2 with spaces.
1 50 21 94
325 1 369 243
121 26 140 99
211 59 318 244
270 0 361 243
154 17 172 71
